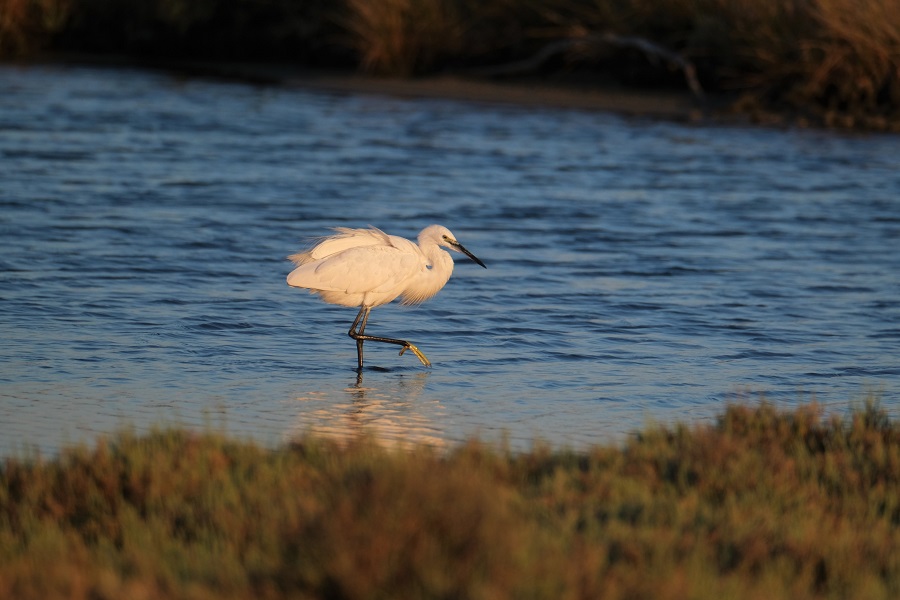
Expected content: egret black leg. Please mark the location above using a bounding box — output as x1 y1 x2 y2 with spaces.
348 306 369 370
347 306 431 367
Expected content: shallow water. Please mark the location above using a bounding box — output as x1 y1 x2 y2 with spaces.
1 64 899 455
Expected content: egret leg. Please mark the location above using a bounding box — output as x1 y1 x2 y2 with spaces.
347 306 431 368
348 306 369 370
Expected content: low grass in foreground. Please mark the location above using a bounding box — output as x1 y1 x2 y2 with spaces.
2 403 900 599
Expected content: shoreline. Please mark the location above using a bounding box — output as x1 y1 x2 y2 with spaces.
234 64 708 122
26 53 747 126
15 53 892 133
5 0 897 134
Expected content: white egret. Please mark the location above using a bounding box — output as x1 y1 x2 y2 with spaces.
286 225 486 370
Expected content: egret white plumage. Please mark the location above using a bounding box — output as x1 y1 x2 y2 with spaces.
286 225 486 370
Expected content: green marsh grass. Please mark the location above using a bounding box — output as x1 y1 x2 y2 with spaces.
2 402 900 599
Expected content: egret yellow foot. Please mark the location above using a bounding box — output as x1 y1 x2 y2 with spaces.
400 343 431 367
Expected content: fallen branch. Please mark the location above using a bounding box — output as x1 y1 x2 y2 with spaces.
469 32 705 101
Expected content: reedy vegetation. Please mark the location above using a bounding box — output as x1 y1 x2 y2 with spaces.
1 0 899 130
2 402 900 599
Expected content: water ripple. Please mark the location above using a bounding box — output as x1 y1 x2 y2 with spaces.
1 64 899 455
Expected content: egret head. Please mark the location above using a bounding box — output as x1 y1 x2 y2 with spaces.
420 224 486 268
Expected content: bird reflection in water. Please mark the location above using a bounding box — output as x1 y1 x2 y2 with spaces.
287 372 446 449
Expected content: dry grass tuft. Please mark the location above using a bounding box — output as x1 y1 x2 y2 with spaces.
342 0 467 76
0 0 70 56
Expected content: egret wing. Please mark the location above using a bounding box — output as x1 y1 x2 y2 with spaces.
288 227 391 265
288 244 424 294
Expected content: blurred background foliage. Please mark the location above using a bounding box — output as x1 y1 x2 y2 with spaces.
1 0 899 129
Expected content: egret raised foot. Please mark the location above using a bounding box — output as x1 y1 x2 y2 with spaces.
287 225 485 370
348 304 431 368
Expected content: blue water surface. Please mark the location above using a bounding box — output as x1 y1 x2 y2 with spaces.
1 64 899 454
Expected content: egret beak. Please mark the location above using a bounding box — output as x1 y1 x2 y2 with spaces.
453 241 487 268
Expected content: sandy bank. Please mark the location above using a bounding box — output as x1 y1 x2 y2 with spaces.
38 54 720 124
281 70 705 121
